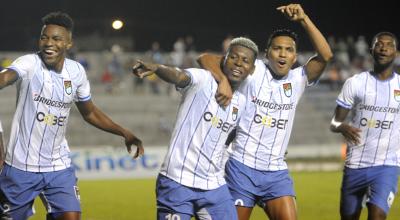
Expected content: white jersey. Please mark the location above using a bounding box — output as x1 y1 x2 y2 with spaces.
337 71 400 168
5 54 91 172
159 68 247 190
231 59 312 171
0 120 3 133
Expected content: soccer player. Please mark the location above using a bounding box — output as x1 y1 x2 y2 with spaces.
132 37 258 220
0 12 144 220
330 32 399 220
197 4 333 220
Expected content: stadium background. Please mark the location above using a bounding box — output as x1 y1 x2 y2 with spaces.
1 0 399 219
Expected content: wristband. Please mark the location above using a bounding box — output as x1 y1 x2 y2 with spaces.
331 118 342 129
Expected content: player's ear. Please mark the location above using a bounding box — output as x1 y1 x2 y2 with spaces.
66 40 73 50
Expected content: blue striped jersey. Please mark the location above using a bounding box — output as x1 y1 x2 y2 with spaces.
231 59 312 171
159 68 247 190
5 54 91 172
337 71 400 168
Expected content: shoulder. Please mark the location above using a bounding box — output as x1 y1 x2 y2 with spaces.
64 58 86 73
251 59 267 78
185 68 213 82
11 54 39 67
64 58 87 79
289 65 306 76
345 71 368 84
185 68 210 75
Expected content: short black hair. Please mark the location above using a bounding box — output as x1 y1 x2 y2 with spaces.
371 31 398 49
42 12 74 32
266 29 298 49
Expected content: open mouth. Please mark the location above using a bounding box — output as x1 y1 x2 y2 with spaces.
277 60 287 68
232 69 242 77
42 49 57 58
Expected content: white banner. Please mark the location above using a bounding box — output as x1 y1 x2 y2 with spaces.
70 146 167 180
70 144 342 180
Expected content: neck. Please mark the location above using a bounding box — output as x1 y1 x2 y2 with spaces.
372 63 394 80
229 80 240 91
267 65 285 80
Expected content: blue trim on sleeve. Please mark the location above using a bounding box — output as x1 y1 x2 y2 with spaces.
78 95 91 102
336 99 352 109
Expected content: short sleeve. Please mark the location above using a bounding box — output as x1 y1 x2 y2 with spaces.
177 68 211 95
7 54 37 80
336 77 355 109
74 63 91 102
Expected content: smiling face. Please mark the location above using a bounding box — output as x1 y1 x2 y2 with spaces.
371 34 397 67
222 45 256 88
266 36 297 77
38 24 72 72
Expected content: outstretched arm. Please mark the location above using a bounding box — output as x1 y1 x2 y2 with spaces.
132 60 190 88
0 69 18 90
330 106 361 145
197 53 232 106
76 100 144 158
277 4 333 82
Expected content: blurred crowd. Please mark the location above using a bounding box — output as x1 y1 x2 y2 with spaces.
1 35 400 94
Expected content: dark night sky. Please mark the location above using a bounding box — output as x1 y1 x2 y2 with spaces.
0 0 398 52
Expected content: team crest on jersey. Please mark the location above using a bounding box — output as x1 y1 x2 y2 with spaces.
64 80 72 95
394 90 400 102
232 107 238 121
283 83 292 97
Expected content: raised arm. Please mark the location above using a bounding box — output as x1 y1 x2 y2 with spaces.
330 106 361 145
0 69 18 90
277 4 333 82
76 100 144 158
197 53 232 106
132 60 190 88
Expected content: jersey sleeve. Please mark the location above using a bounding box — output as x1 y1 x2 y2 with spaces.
177 68 212 95
336 77 356 109
7 54 37 80
74 63 91 102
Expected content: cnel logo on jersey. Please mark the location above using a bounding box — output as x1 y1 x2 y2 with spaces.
203 112 233 132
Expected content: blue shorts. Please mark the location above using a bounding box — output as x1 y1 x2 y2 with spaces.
341 165 399 215
156 174 237 220
225 158 295 207
0 164 81 219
